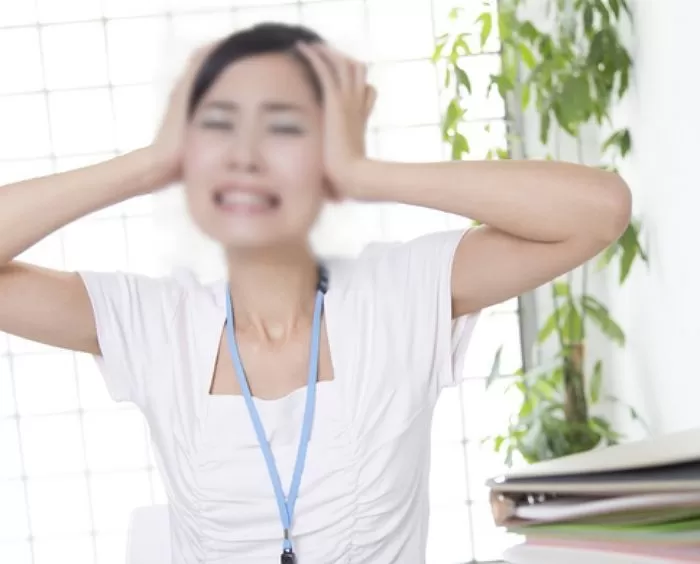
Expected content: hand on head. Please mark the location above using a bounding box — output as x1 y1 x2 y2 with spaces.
295 42 377 201
152 41 221 184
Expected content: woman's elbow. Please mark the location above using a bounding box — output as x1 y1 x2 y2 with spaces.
597 173 633 242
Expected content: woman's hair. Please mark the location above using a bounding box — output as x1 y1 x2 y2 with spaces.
188 23 325 118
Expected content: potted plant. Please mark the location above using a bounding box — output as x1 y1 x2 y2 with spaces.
434 0 648 466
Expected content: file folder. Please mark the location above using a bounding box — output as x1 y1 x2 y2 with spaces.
487 428 700 562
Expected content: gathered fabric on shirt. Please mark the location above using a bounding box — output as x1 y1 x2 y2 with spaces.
79 229 480 563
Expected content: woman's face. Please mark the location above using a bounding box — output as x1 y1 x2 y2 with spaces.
183 52 325 250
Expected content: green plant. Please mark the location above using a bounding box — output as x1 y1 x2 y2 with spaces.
434 0 648 466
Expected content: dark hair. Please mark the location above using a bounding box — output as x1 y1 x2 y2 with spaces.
188 23 325 118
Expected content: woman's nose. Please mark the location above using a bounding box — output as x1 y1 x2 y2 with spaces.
225 129 262 172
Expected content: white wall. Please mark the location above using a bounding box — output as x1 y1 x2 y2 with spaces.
609 0 700 436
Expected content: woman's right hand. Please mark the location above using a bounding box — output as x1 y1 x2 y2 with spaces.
150 42 218 185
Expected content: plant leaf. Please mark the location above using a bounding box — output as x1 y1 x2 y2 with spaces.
533 378 557 400
629 405 650 432
432 34 449 62
609 0 621 19
618 221 646 283
539 111 551 145
518 43 537 69
455 65 472 94
489 73 515 99
451 132 470 160
589 360 603 403
597 241 619 271
603 128 632 157
476 11 493 49
496 148 510 159
558 74 592 130
519 397 534 418
581 295 626 346
453 33 471 56
619 66 630 98
493 435 506 451
583 4 594 35
561 300 583 343
538 303 566 344
442 98 463 137
448 7 462 20
553 280 570 297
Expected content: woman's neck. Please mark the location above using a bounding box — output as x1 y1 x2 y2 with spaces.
225 243 320 343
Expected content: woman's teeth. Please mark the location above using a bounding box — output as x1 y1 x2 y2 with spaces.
214 190 279 211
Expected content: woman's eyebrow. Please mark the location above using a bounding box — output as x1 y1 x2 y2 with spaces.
200 100 308 114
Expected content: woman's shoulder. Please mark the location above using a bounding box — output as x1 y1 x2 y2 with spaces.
79 266 225 328
323 228 467 292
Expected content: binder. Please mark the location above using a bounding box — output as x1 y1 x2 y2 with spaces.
486 428 700 562
503 544 700 564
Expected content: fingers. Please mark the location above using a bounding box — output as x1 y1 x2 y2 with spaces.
296 41 376 176
319 44 364 95
296 42 373 104
352 59 368 100
182 39 224 87
186 41 217 75
295 42 339 102
319 45 355 92
175 41 217 97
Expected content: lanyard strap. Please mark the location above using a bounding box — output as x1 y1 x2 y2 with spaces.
224 270 327 556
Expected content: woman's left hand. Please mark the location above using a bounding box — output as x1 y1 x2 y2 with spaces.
296 42 376 200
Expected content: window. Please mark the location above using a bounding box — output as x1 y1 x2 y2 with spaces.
0 1 523 562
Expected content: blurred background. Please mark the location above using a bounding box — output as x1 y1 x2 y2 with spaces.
0 0 697 563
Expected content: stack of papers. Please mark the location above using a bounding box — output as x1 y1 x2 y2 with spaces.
486 428 700 563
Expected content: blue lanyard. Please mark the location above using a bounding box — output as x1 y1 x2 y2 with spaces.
224 268 327 562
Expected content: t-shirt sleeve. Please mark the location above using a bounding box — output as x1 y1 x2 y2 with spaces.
360 228 481 395
78 270 183 409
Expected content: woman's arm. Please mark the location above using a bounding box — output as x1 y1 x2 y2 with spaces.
347 158 632 316
0 43 212 354
290 42 632 317
0 149 168 264
0 149 172 354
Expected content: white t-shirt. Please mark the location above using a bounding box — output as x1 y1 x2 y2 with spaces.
79 229 480 563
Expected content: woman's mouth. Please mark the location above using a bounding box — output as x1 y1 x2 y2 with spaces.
213 188 281 214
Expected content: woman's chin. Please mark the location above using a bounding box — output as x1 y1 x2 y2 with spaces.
188 210 316 254
216 231 309 255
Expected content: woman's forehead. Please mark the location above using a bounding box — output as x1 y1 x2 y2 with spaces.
203 53 318 105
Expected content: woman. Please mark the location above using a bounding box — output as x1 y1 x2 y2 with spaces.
0 23 630 564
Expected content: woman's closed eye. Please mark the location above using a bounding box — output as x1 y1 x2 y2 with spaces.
268 123 305 135
200 119 234 131
196 120 303 135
